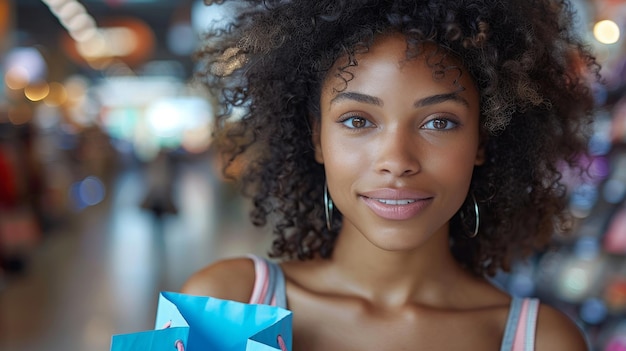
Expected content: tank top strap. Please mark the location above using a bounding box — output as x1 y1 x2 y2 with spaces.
246 254 288 309
500 297 540 351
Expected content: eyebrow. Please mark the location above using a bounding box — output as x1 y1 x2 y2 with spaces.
330 91 469 108
414 92 469 108
330 91 382 106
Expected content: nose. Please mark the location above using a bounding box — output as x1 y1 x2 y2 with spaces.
374 128 421 177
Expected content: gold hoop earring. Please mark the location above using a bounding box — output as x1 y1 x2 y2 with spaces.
466 193 480 238
324 183 333 231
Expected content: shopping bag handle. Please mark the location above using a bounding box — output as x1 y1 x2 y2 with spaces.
278 335 287 351
174 339 185 351
161 321 185 351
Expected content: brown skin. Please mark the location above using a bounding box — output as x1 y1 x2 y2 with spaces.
182 34 587 350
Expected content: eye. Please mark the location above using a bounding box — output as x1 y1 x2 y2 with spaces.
340 116 374 129
421 117 458 130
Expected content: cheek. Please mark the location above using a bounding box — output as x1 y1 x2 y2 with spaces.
429 143 479 192
439 144 478 170
319 129 372 203
322 137 367 180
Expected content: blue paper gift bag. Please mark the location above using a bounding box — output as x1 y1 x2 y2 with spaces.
110 327 189 351
110 291 292 351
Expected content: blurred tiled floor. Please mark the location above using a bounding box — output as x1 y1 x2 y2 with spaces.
0 157 272 351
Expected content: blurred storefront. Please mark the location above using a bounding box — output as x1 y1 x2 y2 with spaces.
0 0 624 350
491 1 626 349
0 0 216 273
0 2 247 349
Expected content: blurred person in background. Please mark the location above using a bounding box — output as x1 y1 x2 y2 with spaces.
141 149 178 219
0 120 43 276
182 0 599 350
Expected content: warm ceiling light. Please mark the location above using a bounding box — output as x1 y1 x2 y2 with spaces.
24 81 51 101
56 1 85 22
8 104 32 125
5 66 30 90
103 27 138 57
41 0 70 7
594 20 620 44
44 82 69 106
76 31 108 58
65 13 95 33
64 76 89 104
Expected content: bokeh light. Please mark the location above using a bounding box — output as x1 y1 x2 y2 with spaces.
70 176 106 211
594 20 621 44
43 82 69 107
4 66 30 90
24 81 50 102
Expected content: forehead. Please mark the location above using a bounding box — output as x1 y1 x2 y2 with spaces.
323 33 475 94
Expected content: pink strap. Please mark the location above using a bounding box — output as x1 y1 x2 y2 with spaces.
511 299 540 351
248 254 270 304
277 335 288 351
160 322 185 351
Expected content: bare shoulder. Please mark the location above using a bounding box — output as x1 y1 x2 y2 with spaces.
535 303 588 351
180 257 256 303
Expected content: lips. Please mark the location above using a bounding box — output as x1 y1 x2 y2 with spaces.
375 199 416 205
359 188 433 220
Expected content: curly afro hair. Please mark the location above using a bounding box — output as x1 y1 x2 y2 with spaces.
195 0 599 276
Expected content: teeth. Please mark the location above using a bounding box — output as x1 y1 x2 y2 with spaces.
376 199 416 205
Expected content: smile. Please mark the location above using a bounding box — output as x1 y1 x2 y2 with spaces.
359 189 434 221
374 199 416 205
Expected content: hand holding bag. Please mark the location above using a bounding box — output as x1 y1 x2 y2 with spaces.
110 291 292 351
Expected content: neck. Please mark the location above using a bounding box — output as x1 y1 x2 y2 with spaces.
328 222 473 308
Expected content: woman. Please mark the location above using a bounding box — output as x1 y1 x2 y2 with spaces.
183 0 598 349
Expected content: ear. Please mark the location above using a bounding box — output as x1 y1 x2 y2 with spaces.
475 147 486 166
310 116 324 164
474 129 487 166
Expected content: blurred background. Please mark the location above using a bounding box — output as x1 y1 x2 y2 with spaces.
0 0 624 350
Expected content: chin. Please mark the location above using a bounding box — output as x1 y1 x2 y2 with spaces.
365 231 434 252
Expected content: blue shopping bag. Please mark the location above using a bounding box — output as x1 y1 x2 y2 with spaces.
110 327 189 351
110 291 292 351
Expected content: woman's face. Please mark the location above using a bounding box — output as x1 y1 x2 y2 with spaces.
314 33 484 251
